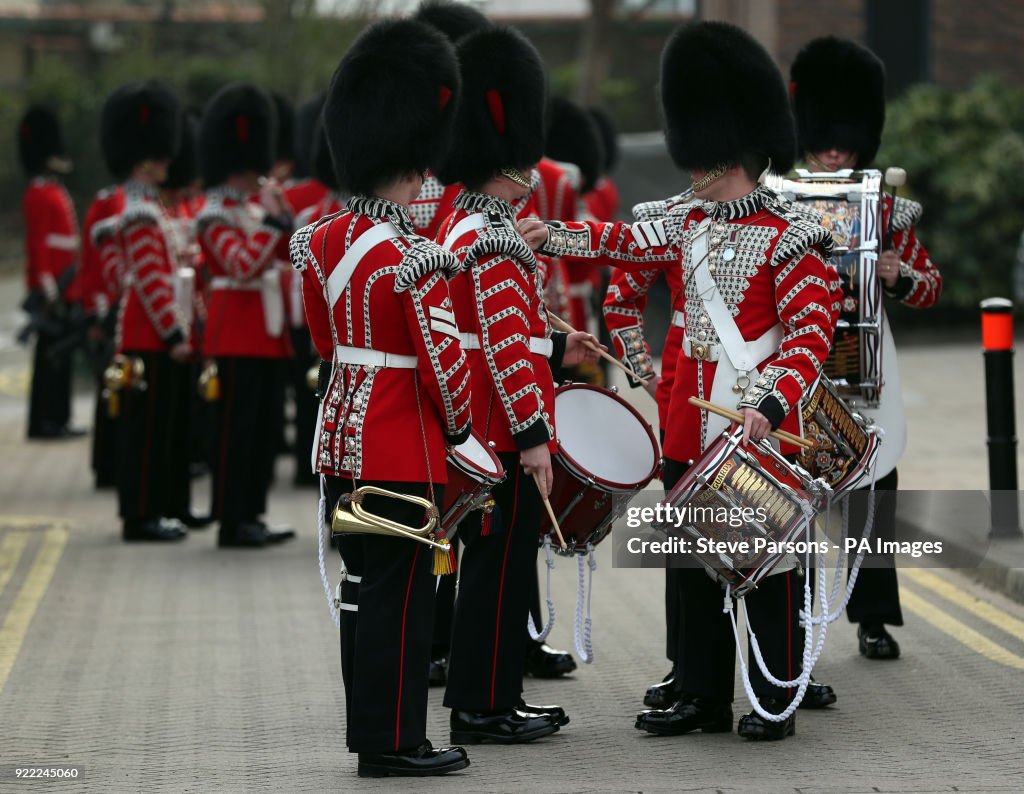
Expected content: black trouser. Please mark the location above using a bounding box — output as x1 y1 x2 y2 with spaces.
664 456 801 704
661 429 678 667
432 536 460 660
289 326 320 486
211 357 285 524
27 321 72 437
116 350 191 523
326 477 439 754
91 368 118 488
846 467 903 626
445 453 539 713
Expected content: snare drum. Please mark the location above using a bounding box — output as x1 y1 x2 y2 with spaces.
661 429 830 597
541 384 660 555
441 429 505 533
798 376 879 493
765 168 884 407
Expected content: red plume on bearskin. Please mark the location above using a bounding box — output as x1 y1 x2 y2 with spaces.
198 83 276 187
790 36 886 167
100 80 181 181
16 105 66 177
413 0 491 43
323 19 461 196
546 96 605 193
661 21 795 175
435 26 547 189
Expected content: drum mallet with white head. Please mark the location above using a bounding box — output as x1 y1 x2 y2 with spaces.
883 167 906 249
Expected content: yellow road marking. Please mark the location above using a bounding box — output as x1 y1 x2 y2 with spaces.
0 527 68 693
0 533 30 596
901 587 1024 671
904 568 1024 643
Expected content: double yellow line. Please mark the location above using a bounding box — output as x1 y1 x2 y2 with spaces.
902 568 1024 670
0 519 68 694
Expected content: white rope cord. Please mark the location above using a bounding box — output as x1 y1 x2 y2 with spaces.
573 544 598 664
527 536 556 642
317 476 341 629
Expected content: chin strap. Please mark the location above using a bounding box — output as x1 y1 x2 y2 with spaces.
500 167 533 189
691 163 728 193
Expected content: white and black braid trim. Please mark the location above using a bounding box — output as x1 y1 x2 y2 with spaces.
289 221 318 272
394 238 461 292
890 196 923 231
464 220 537 272
765 192 835 266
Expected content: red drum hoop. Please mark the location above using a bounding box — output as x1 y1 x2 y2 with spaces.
661 428 830 597
441 429 505 534
540 384 660 555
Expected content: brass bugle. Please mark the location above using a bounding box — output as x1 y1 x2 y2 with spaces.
331 485 449 551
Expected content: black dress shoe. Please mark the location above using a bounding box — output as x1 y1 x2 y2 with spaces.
255 519 296 543
29 424 87 440
177 513 213 529
523 640 577 678
516 699 569 726
218 521 269 548
450 708 560 744
859 624 901 659
635 698 731 736
428 657 448 687
798 677 837 709
644 669 679 709
357 740 469 778
737 699 796 740
123 517 187 542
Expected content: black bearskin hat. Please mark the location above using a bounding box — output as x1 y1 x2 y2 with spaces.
661 22 795 175
293 92 325 179
436 27 547 188
270 91 295 163
100 81 181 181
588 106 620 173
16 105 65 177
413 0 491 43
198 82 276 187
162 111 199 190
324 19 461 196
546 97 605 193
790 36 885 167
310 114 338 192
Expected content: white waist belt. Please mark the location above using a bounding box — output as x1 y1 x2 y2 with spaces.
459 333 553 357
210 277 261 291
334 345 417 369
671 310 685 329
684 325 783 365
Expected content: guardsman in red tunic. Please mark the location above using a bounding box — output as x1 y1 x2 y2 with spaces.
93 81 192 542
523 22 842 740
290 19 473 777
17 105 81 440
195 83 295 548
791 36 942 663
434 26 600 745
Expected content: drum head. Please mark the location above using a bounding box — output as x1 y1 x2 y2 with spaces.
554 385 658 490
452 431 502 478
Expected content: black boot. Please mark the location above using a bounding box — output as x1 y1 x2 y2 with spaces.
523 639 576 678
737 698 796 741
635 697 732 735
218 521 269 548
644 669 679 709
123 517 187 542
450 709 560 744
357 740 469 778
428 657 448 687
799 676 837 709
858 623 901 659
516 699 569 726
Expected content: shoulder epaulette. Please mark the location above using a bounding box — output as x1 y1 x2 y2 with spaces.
394 237 461 292
119 199 164 227
890 196 923 231
632 191 695 222
763 191 834 265
91 215 119 245
465 210 537 272
193 193 233 230
289 219 321 273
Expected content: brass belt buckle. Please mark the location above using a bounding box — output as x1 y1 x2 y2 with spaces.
691 342 708 361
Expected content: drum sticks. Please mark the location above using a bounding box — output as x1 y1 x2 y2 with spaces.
688 397 814 449
532 471 568 551
547 312 655 394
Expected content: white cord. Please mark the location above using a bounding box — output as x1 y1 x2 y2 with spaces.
527 536 556 641
317 476 341 628
573 544 597 664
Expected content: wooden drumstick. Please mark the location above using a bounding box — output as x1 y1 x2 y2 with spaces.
532 471 568 551
688 396 814 450
547 311 653 387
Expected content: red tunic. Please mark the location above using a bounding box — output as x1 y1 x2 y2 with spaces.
283 177 329 218
93 182 188 353
543 185 842 462
195 187 292 359
586 176 620 223
291 196 472 482
437 190 559 454
21 176 79 301
882 195 941 309
409 173 461 240
78 186 124 318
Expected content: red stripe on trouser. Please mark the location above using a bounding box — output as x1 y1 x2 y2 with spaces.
490 466 520 710
138 356 158 514
786 573 793 699
395 544 421 750
215 360 233 518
